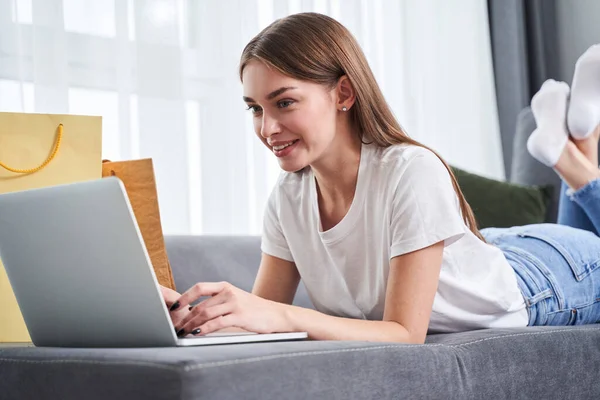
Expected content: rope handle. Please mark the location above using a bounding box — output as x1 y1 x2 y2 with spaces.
0 124 63 174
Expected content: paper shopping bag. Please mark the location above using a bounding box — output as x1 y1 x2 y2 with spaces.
0 112 102 342
102 159 176 291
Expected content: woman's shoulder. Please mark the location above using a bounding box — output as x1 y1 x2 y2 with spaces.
366 143 442 172
266 168 311 207
274 167 310 188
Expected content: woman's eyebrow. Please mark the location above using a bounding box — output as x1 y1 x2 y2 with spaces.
243 86 298 103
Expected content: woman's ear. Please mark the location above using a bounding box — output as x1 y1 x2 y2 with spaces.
336 75 356 111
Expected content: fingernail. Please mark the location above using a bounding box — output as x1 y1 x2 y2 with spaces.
177 328 185 337
169 301 180 311
191 328 201 335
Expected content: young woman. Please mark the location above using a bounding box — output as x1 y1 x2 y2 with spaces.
161 13 600 344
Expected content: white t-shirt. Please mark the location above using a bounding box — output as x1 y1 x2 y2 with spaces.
261 143 528 333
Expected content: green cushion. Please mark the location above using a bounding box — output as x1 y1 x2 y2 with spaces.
450 166 553 229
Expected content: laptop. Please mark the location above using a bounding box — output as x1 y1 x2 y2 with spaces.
0 177 307 348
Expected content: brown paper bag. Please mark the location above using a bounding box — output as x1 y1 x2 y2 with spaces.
102 159 176 291
0 112 102 343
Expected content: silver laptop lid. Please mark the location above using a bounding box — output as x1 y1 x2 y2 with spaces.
0 177 177 347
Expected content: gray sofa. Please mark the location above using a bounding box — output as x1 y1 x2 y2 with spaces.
2 108 600 399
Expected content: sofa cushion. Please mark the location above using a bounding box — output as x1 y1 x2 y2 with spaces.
1 325 599 399
451 166 552 229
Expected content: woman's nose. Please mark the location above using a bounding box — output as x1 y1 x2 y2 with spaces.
260 113 281 138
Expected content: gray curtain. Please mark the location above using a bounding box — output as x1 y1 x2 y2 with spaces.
487 0 559 179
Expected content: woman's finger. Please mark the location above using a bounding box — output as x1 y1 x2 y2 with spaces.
176 292 229 330
170 308 192 328
178 303 234 336
159 285 180 307
197 314 239 336
169 281 229 311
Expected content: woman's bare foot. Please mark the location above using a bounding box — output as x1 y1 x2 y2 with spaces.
572 124 600 166
554 140 600 190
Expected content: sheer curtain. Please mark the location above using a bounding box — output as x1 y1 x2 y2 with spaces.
0 0 504 235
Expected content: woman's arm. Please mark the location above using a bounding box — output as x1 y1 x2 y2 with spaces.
252 253 301 305
172 242 443 343
280 241 444 344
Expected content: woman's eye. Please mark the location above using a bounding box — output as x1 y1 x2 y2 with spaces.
246 105 262 114
278 100 294 108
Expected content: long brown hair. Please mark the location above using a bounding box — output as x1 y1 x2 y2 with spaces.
239 12 485 242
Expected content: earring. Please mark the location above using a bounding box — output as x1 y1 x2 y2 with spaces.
342 106 347 111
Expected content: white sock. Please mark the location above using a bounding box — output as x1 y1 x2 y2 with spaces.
527 79 570 167
567 44 600 139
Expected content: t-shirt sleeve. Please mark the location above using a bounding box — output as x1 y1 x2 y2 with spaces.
390 149 466 258
260 187 294 262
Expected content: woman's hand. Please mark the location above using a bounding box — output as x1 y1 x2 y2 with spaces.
159 285 193 331
169 282 291 337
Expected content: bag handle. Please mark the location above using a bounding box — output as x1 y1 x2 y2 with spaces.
0 124 63 174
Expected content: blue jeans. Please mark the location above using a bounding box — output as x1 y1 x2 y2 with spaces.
482 179 600 326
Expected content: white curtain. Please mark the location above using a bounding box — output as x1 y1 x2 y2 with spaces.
0 0 505 235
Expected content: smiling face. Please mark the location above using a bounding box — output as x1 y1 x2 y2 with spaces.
242 60 340 172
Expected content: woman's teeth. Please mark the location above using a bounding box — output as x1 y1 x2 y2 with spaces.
273 140 297 151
